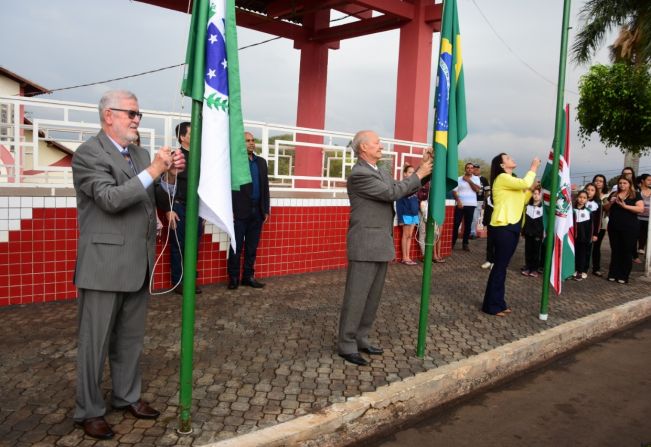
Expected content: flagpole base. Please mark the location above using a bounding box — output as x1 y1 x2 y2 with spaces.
539 313 548 321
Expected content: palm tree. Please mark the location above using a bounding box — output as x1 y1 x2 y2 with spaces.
571 0 651 66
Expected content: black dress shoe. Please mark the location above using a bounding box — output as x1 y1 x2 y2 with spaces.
359 345 384 355
242 278 265 288
76 416 114 439
227 278 239 290
338 352 369 366
114 399 160 419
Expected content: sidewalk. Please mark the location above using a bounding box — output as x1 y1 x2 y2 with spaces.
1 239 649 446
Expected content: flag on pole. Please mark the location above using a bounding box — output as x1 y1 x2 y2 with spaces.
541 105 575 294
182 0 251 250
430 0 467 226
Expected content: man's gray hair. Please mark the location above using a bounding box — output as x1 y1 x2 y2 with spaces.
98 90 138 123
351 130 373 157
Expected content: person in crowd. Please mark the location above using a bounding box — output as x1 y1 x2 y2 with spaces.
71 90 185 439
591 174 609 276
636 174 650 260
482 153 540 316
585 182 602 247
573 190 593 281
480 195 495 269
521 187 544 278
337 130 432 366
470 163 490 238
227 132 270 289
156 122 204 294
603 175 644 284
396 164 420 265
611 166 636 193
416 182 445 263
452 162 481 251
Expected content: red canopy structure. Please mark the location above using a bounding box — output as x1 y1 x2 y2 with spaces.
138 0 442 183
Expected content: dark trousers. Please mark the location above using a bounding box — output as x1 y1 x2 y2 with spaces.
592 229 606 272
228 211 263 281
524 235 543 271
482 223 520 315
574 240 592 274
608 227 637 281
452 205 476 247
169 203 203 285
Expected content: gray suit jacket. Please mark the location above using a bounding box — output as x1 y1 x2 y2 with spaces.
346 160 423 262
72 130 158 292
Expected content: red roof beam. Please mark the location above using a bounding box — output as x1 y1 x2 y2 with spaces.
309 14 407 43
352 0 414 20
333 4 372 19
236 9 307 40
266 0 348 19
424 2 442 31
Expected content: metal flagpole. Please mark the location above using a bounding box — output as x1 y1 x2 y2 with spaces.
540 0 572 321
178 100 202 433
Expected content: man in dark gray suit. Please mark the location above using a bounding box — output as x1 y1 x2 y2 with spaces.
71 90 184 439
337 130 432 366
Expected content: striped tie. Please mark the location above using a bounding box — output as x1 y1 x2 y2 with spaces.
121 149 137 174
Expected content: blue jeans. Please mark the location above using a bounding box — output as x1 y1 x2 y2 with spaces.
169 202 203 285
227 211 264 281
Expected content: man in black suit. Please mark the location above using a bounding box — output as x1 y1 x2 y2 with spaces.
227 131 270 289
156 122 203 294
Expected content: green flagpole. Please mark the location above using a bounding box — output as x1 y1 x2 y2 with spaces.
178 101 202 434
540 0 572 321
417 199 435 357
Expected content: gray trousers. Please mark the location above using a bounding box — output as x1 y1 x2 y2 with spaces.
337 261 388 355
74 286 149 421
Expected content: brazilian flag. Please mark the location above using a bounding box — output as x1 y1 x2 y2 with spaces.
430 0 467 226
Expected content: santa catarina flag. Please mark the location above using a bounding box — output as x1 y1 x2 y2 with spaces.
430 0 467 226
541 105 575 295
182 0 251 250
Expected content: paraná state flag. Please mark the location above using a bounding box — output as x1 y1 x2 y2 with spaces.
430 0 467 226
182 0 251 250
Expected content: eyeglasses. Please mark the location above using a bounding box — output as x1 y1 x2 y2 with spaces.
110 108 143 120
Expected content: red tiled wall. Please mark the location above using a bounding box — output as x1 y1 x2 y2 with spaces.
0 202 455 307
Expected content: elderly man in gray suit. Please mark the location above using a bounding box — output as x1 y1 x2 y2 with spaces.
338 130 432 366
71 90 184 439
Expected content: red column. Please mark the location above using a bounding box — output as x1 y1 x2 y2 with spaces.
394 0 435 160
294 10 331 188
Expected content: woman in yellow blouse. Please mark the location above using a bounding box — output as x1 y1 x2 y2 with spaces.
482 153 540 316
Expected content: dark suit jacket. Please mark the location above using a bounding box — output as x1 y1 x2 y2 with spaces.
72 130 159 292
346 160 424 262
232 154 270 219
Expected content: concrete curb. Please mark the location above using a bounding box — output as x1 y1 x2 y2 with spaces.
203 296 651 447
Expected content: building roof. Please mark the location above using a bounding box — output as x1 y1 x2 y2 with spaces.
0 66 49 96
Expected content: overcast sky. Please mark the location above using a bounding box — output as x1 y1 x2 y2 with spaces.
2 0 649 183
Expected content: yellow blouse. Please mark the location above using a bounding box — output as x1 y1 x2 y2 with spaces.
490 171 536 226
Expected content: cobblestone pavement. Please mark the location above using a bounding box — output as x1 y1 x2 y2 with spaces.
1 239 648 446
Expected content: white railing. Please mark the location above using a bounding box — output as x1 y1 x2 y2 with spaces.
0 95 430 192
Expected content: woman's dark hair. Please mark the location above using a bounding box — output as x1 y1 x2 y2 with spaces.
622 166 636 178
591 174 608 195
527 186 542 205
490 153 507 186
640 173 650 187
402 163 412 174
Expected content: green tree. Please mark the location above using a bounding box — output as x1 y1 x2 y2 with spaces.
576 63 651 155
572 0 651 66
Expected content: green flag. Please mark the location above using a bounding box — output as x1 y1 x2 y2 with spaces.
430 0 467 225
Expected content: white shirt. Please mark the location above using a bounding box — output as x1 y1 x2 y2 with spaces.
454 175 481 207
